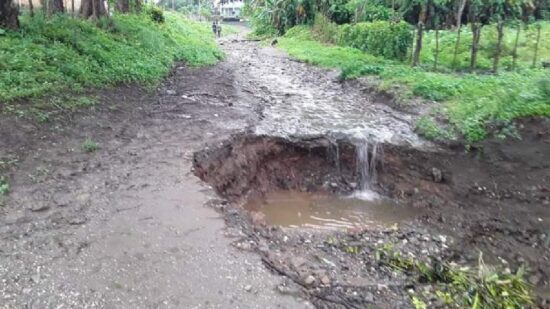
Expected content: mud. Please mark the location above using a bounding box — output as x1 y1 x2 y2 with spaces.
193 121 550 306
0 26 549 308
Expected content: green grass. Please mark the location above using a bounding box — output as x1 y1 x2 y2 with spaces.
0 11 222 102
0 176 8 196
277 26 550 142
375 245 534 308
81 138 99 153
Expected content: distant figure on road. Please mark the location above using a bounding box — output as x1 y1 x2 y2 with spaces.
211 21 217 36
216 24 222 38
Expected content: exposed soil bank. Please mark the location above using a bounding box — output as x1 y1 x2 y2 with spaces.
193 118 550 306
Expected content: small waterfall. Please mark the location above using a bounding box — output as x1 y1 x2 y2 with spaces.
327 138 341 176
355 140 382 199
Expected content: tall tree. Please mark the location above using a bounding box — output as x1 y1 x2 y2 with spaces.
468 0 483 71
412 0 428 67
80 0 107 18
43 0 65 15
116 0 129 12
492 19 504 73
29 0 35 17
452 0 467 68
0 0 19 29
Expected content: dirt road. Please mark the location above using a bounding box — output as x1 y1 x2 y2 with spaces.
0 32 318 308
1 27 549 308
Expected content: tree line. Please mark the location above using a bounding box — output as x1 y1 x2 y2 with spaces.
0 0 145 29
246 0 548 71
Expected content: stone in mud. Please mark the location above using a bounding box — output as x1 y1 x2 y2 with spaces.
30 202 50 212
431 167 443 183
320 275 330 285
304 275 316 286
166 90 177 95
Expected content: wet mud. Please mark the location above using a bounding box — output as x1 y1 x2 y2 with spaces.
194 121 550 307
0 26 548 308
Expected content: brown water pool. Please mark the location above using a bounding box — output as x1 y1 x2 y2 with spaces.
243 190 419 230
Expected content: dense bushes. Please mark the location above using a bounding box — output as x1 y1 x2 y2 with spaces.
0 11 221 101
311 14 412 61
312 13 340 43
339 21 412 60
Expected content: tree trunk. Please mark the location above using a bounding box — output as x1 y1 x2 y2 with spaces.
512 23 521 70
44 0 64 15
115 0 129 12
470 22 481 71
451 0 466 68
532 24 541 68
80 0 106 19
412 3 427 67
409 27 416 65
434 28 439 70
133 0 142 13
455 0 466 30
452 29 461 69
412 21 423 67
0 0 19 29
492 20 504 73
29 0 34 17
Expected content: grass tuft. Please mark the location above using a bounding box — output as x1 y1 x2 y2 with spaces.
81 138 99 153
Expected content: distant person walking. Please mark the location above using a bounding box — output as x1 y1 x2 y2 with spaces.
216 23 222 38
211 20 217 36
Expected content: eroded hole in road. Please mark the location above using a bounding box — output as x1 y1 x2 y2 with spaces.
193 134 442 229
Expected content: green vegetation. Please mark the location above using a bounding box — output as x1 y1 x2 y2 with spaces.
339 20 412 60
376 245 534 308
419 23 550 71
244 0 550 142
277 26 550 142
0 11 221 102
81 138 100 153
0 176 9 196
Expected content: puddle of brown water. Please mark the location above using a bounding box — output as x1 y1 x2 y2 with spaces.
243 190 418 230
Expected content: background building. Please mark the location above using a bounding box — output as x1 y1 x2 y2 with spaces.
215 0 243 20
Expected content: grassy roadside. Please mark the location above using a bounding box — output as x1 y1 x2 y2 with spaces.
0 10 222 197
277 26 550 143
0 11 222 103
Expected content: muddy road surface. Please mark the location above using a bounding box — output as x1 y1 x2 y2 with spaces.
1 28 549 308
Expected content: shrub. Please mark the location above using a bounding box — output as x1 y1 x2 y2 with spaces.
339 21 412 60
312 14 340 43
146 5 165 23
345 0 391 23
539 77 550 99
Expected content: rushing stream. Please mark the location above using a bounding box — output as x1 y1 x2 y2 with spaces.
227 40 428 147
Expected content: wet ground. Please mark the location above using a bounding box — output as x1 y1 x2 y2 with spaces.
1 26 549 308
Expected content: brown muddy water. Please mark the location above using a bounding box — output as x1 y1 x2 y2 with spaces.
243 190 418 230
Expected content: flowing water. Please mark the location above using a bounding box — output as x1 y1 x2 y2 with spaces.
355 140 381 191
227 42 429 148
243 191 418 230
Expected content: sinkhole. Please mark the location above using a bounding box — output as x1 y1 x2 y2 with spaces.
193 134 446 229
